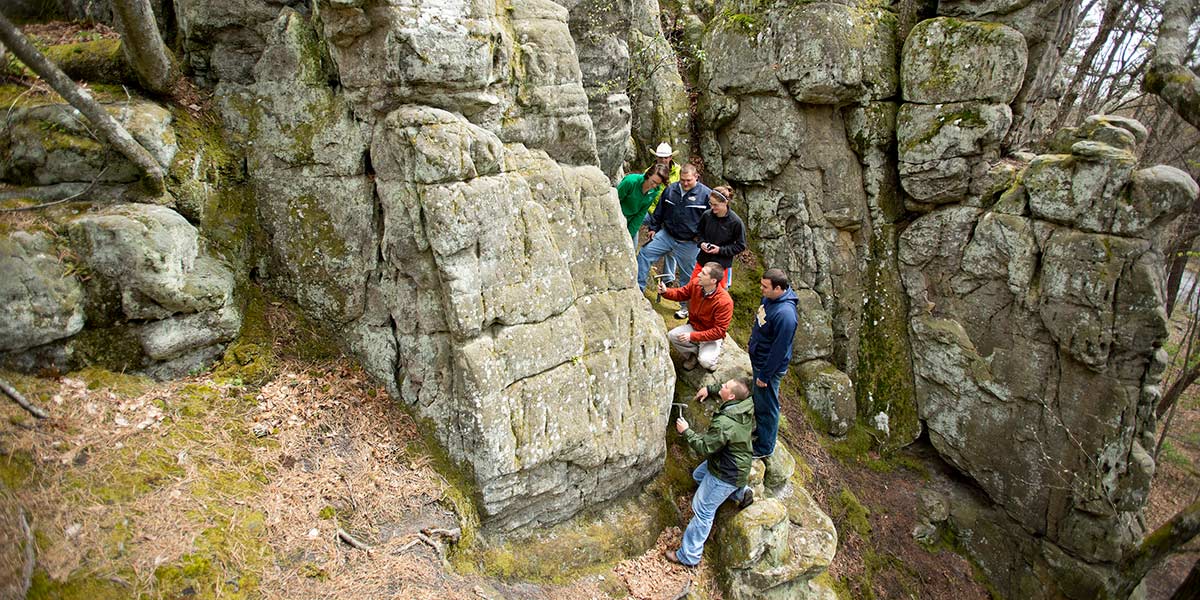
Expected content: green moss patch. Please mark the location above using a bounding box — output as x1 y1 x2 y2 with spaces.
43 38 136 85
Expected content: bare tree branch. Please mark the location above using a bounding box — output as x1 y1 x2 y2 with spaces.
0 11 164 193
0 377 47 419
1118 499 1200 597
1145 0 1200 129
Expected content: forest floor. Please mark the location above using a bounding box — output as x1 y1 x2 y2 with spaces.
3 284 1195 599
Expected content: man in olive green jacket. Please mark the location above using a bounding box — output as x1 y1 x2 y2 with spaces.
665 378 756 567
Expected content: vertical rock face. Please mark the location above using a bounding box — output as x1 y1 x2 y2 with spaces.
899 5 1199 592
698 1 918 446
553 0 634 179
178 0 675 531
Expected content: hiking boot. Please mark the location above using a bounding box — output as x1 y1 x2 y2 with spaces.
737 487 755 509
674 307 689 319
681 354 699 370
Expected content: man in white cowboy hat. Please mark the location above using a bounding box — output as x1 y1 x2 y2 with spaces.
652 141 681 192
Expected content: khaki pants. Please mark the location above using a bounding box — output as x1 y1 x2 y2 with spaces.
668 324 723 370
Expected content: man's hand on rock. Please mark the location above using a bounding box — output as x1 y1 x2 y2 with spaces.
694 386 709 402
675 417 689 433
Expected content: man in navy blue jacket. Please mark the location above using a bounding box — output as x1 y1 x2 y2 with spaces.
636 163 712 290
747 269 798 458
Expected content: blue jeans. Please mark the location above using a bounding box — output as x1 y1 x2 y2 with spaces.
751 373 783 457
636 231 700 290
679 460 739 566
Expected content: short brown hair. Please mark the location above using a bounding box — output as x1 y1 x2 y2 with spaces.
681 163 699 176
763 268 789 291
703 262 724 281
729 378 752 400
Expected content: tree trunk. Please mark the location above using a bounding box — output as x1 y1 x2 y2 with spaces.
1118 500 1200 597
0 10 164 193
1170 559 1200 600
1048 0 1125 132
111 0 176 94
1146 0 1200 129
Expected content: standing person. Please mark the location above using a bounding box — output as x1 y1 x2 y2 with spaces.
636 163 712 290
617 164 668 241
658 262 732 371
675 186 746 319
664 378 756 567
650 142 681 208
747 269 798 458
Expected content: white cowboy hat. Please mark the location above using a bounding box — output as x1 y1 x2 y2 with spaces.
653 142 673 158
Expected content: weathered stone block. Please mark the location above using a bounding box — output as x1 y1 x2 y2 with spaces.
0 232 85 352
901 17 1028 104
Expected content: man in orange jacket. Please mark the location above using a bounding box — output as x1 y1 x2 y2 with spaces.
658 262 733 371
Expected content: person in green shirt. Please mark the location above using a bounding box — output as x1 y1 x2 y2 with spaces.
617 164 668 241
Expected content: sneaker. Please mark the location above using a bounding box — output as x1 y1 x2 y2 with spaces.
737 487 755 509
674 308 689 319
681 354 699 370
663 549 695 567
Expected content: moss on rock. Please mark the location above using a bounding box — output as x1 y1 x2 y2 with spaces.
855 226 919 450
43 38 136 85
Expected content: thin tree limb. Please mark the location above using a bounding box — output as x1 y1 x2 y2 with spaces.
0 11 164 193
0 377 47 419
336 527 373 553
19 508 34 598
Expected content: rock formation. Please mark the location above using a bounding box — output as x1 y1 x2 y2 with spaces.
180 0 677 532
0 100 241 379
3 0 1198 596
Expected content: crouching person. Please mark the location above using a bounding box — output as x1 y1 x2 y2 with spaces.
665 378 756 567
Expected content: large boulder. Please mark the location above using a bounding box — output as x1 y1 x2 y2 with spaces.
900 17 1028 104
0 101 176 186
899 117 1195 590
0 232 85 352
702 2 898 105
68 204 234 321
712 483 838 599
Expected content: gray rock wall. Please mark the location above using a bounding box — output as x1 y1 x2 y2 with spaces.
697 1 918 445
177 0 676 532
897 7 1199 597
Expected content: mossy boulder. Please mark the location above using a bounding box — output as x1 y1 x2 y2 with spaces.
900 17 1028 104
68 204 233 320
796 360 854 437
0 100 176 186
0 231 85 352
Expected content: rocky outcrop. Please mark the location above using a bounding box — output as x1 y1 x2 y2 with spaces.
0 97 241 379
186 2 678 532
698 0 917 447
627 0 691 171
900 117 1196 600
0 232 85 352
712 444 838 600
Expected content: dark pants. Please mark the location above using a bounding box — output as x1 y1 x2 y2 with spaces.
751 373 782 456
